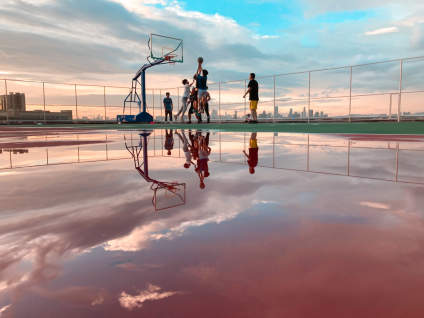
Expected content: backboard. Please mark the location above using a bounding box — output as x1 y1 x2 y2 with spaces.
152 182 186 211
150 34 183 63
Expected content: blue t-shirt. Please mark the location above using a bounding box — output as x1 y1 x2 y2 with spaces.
163 97 173 110
197 75 207 90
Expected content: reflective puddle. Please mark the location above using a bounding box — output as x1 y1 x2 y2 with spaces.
1 128 424 317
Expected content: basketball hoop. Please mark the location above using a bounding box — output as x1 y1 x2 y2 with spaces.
164 54 177 67
151 181 186 211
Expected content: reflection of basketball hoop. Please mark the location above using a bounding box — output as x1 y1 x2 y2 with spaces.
152 182 186 211
125 131 186 212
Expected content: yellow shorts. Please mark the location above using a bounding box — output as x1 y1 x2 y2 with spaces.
250 138 258 148
250 100 258 110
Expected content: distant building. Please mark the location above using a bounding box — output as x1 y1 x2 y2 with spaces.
0 92 73 121
0 92 26 113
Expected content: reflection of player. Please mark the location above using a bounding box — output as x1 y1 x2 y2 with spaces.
176 130 193 169
243 132 258 174
196 132 211 189
164 129 174 156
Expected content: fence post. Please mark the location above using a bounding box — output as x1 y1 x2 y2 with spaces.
43 82 46 123
273 75 276 123
74 84 78 122
389 93 392 120
308 72 311 124
177 87 180 117
244 80 247 120
397 59 403 123
103 86 107 121
160 89 162 120
219 81 222 123
349 66 352 122
152 89 155 120
4 80 8 124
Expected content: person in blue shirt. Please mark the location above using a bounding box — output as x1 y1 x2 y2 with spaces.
194 58 208 102
163 92 173 122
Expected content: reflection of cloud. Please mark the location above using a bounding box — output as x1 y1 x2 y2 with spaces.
119 284 179 311
0 304 11 316
91 295 104 306
360 201 390 210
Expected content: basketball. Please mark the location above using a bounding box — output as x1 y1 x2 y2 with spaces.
198 56 204 64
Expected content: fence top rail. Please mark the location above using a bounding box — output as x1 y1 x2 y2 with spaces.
218 55 424 84
1 55 423 91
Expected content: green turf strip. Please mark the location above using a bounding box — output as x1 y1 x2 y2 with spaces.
6 121 424 135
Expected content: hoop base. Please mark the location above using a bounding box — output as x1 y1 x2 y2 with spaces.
136 111 153 123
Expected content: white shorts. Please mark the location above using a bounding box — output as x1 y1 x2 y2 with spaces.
198 89 207 99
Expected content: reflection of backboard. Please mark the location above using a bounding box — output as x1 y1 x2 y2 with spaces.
150 34 183 63
152 182 186 212
125 131 186 212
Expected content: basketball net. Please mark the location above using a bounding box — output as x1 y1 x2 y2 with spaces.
164 54 176 67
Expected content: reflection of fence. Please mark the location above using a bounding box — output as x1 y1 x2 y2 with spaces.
1 56 424 124
2 130 423 185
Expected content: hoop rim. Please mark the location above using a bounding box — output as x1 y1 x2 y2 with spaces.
150 33 184 63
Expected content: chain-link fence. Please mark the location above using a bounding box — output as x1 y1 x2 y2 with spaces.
1 56 423 124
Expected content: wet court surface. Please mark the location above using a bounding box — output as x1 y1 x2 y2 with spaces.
1 128 424 317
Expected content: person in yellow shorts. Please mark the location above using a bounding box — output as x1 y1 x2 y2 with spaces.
243 73 259 123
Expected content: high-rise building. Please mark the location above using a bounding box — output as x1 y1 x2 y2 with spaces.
0 92 26 112
274 106 279 118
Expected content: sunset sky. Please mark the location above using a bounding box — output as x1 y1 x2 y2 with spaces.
0 0 423 87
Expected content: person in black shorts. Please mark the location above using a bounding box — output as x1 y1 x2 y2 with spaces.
198 91 211 123
188 87 199 124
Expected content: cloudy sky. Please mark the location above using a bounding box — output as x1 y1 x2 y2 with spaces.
0 0 423 87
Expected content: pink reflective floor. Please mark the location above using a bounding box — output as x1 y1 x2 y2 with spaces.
1 129 424 317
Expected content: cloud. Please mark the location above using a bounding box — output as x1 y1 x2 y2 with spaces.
365 26 399 35
1 0 421 88
255 34 281 39
119 284 179 310
301 0 423 15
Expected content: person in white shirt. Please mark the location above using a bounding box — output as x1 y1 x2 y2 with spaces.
175 79 194 122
